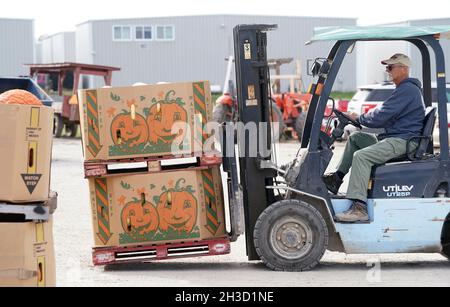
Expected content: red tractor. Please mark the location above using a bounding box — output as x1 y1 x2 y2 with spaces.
213 56 312 141
214 91 312 141
271 92 312 140
214 88 351 142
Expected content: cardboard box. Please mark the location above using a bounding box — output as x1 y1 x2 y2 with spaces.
0 219 55 287
78 81 213 161
0 104 53 203
88 166 226 248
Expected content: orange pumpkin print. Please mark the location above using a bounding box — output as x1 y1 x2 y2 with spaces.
121 200 159 237
156 179 198 234
111 112 149 147
0 89 43 106
146 91 188 145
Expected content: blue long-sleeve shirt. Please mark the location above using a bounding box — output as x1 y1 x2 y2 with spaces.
358 78 425 140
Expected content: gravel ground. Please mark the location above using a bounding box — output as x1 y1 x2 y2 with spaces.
50 138 450 287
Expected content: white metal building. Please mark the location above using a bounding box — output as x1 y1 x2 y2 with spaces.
72 15 357 91
357 18 450 87
0 18 34 77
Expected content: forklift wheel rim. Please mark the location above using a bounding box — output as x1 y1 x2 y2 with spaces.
269 216 313 260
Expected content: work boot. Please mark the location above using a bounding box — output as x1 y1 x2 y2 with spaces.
335 201 369 222
322 172 343 194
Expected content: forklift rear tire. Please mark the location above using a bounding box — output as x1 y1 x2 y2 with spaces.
270 102 284 142
294 112 306 142
54 114 64 138
254 199 328 271
441 216 450 260
212 104 233 123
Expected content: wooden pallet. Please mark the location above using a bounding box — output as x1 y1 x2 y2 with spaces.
92 237 231 266
0 191 58 221
84 152 222 178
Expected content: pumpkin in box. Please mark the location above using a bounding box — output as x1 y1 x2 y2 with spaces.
156 179 198 234
121 199 159 239
110 110 149 147
146 91 188 145
0 90 53 203
0 90 43 106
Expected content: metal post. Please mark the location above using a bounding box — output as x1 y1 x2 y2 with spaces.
422 36 449 161
233 24 277 260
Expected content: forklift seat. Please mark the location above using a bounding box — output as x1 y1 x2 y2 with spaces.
385 106 437 163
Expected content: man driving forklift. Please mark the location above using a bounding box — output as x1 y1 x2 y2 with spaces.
323 53 425 222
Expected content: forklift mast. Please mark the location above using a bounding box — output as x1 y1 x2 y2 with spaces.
233 24 278 260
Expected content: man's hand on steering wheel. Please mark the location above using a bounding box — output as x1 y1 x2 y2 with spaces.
334 109 363 129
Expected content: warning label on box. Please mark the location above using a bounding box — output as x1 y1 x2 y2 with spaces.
21 174 42 194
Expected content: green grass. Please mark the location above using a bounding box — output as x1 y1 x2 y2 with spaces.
330 91 355 101
212 93 221 105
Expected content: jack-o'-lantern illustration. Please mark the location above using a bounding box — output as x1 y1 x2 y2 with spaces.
121 200 159 239
146 91 188 145
156 179 197 234
111 112 149 147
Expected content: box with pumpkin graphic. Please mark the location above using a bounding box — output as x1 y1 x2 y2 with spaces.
88 166 227 248
78 81 213 161
0 218 55 287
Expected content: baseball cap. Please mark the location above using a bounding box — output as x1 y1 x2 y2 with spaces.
381 53 411 67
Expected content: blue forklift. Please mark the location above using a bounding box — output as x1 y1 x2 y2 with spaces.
228 25 450 271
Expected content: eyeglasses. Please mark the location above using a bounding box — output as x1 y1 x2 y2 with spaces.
386 65 405 72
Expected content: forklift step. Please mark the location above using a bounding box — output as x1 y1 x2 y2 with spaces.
330 193 348 199
92 237 231 266
84 152 222 178
334 219 372 224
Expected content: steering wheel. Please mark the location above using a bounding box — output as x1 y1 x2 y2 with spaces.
333 109 362 129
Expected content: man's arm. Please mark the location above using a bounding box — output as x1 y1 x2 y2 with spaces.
358 86 411 128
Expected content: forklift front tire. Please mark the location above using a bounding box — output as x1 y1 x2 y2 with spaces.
254 199 328 271
442 244 450 260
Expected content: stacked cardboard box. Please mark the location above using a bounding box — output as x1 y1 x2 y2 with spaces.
79 82 227 251
78 81 214 161
0 104 53 202
0 101 56 287
0 218 55 287
88 167 226 248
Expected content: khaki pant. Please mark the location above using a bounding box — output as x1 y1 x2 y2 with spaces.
337 131 418 202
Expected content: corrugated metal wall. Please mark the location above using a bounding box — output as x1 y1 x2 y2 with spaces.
76 22 94 64
76 15 356 91
35 42 42 64
64 32 76 62
40 36 53 63
0 18 34 77
39 32 76 63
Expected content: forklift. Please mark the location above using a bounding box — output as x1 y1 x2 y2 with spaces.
228 24 450 271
